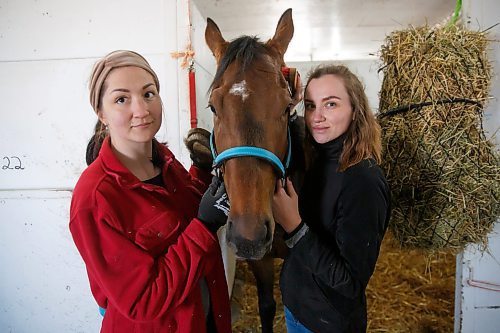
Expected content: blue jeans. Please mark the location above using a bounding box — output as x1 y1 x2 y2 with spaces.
284 307 314 333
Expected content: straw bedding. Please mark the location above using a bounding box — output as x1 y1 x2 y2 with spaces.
231 231 455 332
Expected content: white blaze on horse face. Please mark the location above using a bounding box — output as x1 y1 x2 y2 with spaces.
229 80 249 101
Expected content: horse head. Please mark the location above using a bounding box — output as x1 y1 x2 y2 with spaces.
205 9 295 260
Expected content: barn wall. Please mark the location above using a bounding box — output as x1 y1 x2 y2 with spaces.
455 1 500 332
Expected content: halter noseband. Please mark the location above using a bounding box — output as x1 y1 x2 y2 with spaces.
210 128 292 179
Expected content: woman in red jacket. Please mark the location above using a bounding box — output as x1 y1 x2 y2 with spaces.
70 50 231 333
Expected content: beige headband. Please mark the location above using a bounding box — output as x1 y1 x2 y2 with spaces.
89 50 160 113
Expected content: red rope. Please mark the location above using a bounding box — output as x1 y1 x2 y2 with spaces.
187 0 197 128
189 69 197 128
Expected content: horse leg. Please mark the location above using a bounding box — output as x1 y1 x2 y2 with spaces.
247 255 276 333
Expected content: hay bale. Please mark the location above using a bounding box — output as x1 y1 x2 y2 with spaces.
378 25 500 251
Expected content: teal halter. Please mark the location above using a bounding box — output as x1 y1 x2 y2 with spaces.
210 128 292 179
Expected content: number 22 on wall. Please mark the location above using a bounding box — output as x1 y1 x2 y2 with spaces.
2 156 25 170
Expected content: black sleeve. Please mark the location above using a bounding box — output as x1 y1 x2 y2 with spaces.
291 165 390 299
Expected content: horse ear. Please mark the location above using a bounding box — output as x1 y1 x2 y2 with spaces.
267 8 294 59
205 17 228 63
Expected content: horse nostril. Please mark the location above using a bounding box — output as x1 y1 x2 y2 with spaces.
264 220 272 242
227 220 233 232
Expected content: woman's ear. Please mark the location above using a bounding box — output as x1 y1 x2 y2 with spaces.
97 110 107 126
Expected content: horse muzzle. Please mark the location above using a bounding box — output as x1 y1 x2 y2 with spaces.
225 213 274 260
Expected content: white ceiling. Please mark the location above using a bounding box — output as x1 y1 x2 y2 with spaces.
192 0 455 62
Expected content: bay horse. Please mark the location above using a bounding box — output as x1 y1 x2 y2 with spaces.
205 8 305 333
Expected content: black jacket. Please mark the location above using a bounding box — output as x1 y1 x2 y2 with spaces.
280 135 391 333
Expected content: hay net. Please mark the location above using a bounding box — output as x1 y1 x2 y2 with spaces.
377 25 500 251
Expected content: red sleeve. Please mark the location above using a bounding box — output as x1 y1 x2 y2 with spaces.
70 208 220 321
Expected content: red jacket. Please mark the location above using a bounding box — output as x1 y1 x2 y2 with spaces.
70 138 231 333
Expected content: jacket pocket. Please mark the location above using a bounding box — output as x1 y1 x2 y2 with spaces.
312 274 350 316
135 212 181 256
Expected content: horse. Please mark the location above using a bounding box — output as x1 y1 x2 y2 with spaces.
205 8 305 333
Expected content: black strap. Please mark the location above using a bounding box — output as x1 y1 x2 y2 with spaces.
378 98 482 119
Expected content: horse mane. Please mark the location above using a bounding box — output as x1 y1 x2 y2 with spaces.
288 115 306 190
209 36 267 91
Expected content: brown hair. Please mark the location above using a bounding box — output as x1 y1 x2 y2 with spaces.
304 64 382 171
86 50 161 165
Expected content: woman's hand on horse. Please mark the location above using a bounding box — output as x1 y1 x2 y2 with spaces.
184 128 213 171
197 175 230 233
273 178 301 234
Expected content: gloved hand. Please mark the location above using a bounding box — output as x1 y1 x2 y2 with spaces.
184 128 213 171
198 176 230 233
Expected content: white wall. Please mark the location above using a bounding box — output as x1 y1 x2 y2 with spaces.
463 0 500 146
456 224 500 333
0 0 192 189
191 3 218 130
455 1 500 332
0 190 98 332
0 0 193 331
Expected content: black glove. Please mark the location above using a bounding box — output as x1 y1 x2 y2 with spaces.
184 128 213 171
198 176 230 233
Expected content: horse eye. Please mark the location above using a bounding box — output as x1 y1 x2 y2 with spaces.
207 104 216 114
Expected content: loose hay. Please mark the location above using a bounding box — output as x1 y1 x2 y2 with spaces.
231 231 455 333
378 25 500 251
366 232 455 333
231 259 286 333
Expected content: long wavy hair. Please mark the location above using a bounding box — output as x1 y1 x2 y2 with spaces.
304 64 382 171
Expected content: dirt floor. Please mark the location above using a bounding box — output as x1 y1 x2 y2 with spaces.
230 231 456 333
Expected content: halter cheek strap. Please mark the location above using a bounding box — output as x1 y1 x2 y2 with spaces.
210 129 292 179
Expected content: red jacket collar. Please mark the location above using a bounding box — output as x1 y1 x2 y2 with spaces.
98 137 174 189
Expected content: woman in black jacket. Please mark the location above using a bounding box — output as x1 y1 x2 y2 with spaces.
273 64 391 333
